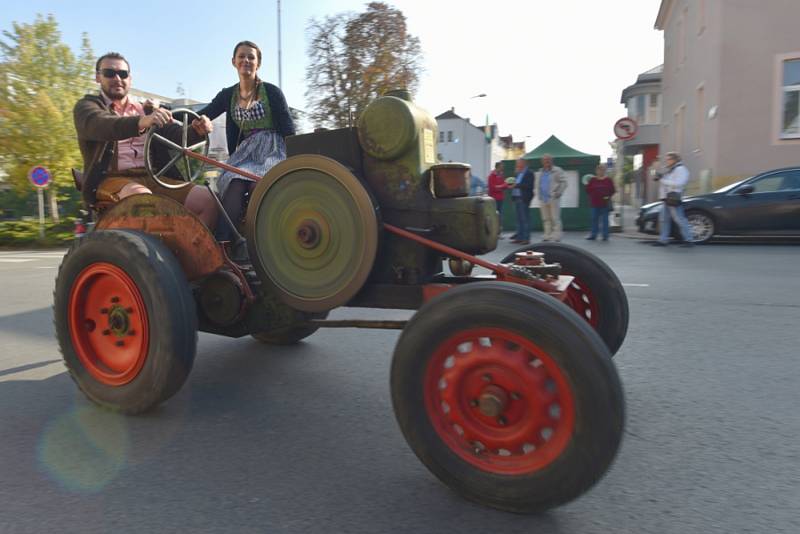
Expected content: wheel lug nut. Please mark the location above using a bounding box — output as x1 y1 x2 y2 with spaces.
102 329 111 336
128 330 136 336
482 374 492 383
115 340 124 347
125 307 134 313
511 392 521 400
111 297 120 303
100 308 109 314
469 399 478 407
497 416 507 425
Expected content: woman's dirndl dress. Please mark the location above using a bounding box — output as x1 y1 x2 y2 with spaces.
215 83 286 199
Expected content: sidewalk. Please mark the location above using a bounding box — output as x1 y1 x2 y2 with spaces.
613 204 654 240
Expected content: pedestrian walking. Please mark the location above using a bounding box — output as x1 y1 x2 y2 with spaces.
653 152 694 247
585 164 615 241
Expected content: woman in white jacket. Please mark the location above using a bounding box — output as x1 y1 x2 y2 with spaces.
653 152 694 246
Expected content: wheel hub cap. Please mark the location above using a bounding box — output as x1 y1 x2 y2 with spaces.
296 219 322 249
68 263 149 386
108 307 130 336
478 385 508 417
424 328 575 475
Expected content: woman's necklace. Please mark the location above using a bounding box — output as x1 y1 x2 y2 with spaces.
239 83 256 109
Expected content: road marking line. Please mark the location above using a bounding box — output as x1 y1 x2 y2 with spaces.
0 259 36 263
0 255 65 261
622 283 650 287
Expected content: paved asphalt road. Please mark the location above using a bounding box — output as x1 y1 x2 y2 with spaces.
0 235 798 533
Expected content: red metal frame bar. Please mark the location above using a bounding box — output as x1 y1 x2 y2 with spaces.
384 223 512 276
183 149 263 182
383 223 565 298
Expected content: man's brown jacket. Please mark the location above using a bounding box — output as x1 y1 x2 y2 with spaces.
73 93 194 205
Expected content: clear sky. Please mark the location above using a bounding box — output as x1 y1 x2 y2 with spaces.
1 0 664 159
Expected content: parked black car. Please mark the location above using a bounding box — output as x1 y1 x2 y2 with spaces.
636 166 800 243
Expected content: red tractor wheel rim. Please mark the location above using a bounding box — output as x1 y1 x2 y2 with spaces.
565 277 600 328
68 263 149 386
424 328 575 475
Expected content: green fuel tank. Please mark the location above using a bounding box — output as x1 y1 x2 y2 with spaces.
357 89 439 209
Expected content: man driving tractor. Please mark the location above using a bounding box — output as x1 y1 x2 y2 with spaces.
73 52 218 228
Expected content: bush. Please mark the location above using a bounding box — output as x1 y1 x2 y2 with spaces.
0 218 77 248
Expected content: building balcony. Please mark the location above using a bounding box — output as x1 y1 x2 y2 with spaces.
622 124 661 154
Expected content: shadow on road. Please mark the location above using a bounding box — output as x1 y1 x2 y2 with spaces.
0 335 572 533
0 359 61 378
0 306 54 341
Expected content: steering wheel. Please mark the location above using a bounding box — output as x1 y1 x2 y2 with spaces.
144 108 210 189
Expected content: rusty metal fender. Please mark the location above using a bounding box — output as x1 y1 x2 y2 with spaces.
95 194 225 281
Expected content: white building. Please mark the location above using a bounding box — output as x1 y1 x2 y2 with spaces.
435 109 498 180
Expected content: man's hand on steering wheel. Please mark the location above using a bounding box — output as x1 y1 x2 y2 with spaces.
143 108 210 188
138 107 172 131
191 115 213 136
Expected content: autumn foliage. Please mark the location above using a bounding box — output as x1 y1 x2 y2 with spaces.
305 2 423 129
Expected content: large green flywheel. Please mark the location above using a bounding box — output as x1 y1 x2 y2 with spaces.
246 155 379 312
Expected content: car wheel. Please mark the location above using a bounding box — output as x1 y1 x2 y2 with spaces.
686 211 715 243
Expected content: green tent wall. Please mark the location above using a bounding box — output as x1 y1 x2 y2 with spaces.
499 135 600 232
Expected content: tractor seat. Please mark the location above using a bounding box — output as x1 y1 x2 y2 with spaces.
71 168 114 213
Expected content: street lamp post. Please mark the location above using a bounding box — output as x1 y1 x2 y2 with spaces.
277 0 283 89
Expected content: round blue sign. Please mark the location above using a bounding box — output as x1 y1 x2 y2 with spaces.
28 166 51 188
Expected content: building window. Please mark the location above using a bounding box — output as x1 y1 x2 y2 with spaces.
695 85 705 150
647 94 661 125
447 131 453 142
781 58 800 139
629 94 647 124
439 130 444 143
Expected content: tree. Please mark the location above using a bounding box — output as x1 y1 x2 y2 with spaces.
305 2 423 129
0 14 94 219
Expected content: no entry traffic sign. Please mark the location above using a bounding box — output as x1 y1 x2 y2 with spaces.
28 166 52 188
613 118 639 141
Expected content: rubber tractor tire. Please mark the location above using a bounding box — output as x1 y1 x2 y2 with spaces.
502 242 629 356
54 229 197 414
391 282 624 513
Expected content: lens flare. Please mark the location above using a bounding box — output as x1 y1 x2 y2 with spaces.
37 406 130 492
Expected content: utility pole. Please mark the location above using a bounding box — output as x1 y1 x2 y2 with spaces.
613 139 624 231
277 0 283 89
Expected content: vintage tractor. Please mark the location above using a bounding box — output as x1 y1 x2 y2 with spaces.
54 91 627 513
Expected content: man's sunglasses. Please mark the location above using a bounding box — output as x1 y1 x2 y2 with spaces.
99 68 129 79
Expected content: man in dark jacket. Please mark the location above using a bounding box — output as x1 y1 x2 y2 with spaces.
73 52 217 228
510 158 535 244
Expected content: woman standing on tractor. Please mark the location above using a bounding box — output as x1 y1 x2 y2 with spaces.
194 40 296 249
